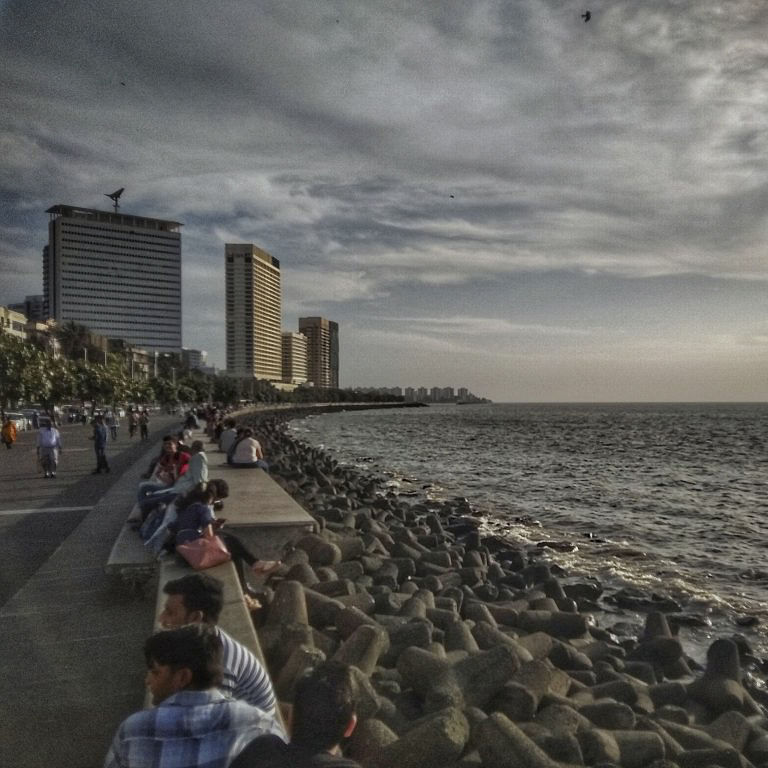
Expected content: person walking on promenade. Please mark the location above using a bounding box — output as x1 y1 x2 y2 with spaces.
91 414 110 474
139 409 150 440
1 417 17 449
129 408 138 438
37 420 62 478
105 410 119 440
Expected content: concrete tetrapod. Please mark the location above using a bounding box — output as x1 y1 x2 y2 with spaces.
397 643 521 713
476 712 579 768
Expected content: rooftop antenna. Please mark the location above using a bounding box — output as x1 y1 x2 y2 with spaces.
105 187 124 212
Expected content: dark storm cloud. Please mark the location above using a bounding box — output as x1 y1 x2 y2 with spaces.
2 0 767 398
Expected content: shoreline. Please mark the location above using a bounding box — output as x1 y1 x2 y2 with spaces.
280 403 768 660
231 407 768 768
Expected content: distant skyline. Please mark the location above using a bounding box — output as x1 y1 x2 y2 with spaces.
1 1 767 401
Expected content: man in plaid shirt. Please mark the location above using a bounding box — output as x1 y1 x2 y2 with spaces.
105 625 285 768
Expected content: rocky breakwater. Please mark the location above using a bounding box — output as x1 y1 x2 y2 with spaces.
246 415 768 768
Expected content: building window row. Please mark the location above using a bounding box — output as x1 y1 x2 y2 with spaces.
60 286 181 305
61 231 181 253
60 268 180 286
61 245 180 263
61 222 180 243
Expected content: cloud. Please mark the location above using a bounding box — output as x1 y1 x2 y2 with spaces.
2 0 768 398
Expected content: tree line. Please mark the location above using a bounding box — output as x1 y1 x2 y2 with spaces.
0 322 403 414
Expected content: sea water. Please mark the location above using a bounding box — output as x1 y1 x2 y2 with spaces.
290 402 768 661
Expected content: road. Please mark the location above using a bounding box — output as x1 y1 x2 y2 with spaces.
0 415 180 607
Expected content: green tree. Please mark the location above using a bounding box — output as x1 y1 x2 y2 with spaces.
56 321 91 361
212 376 238 405
0 334 45 411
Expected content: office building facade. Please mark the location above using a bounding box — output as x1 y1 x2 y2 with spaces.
298 316 339 389
44 205 182 352
281 331 308 384
225 244 282 380
181 347 207 371
8 295 46 322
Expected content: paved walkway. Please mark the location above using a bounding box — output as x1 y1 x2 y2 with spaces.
0 415 181 768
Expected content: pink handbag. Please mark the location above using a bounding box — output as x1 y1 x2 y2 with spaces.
176 536 231 570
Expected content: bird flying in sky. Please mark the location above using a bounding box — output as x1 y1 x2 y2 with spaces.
582 10 591 22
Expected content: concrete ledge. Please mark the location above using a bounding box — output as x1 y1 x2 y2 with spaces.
209 463 316 559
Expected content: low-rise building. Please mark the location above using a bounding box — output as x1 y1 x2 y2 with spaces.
0 306 28 340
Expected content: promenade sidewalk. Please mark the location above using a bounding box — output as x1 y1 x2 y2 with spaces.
0 419 179 768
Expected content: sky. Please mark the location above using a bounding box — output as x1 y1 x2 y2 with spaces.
1 0 767 402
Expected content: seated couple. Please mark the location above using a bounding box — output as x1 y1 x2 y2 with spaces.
227 427 269 471
146 481 278 593
137 438 207 515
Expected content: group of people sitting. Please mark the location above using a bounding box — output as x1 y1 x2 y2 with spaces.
132 424 275 594
106 573 361 768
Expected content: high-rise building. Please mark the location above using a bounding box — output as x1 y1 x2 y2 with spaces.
44 205 182 351
298 316 339 389
225 244 282 381
282 331 308 384
181 348 207 371
329 319 339 389
8 295 46 322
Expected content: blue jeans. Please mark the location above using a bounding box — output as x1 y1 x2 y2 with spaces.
138 482 179 512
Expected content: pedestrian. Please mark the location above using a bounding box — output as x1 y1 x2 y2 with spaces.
37 421 62 478
105 410 120 440
2 417 17 449
31 410 39 429
129 408 138 438
91 414 110 474
139 409 150 440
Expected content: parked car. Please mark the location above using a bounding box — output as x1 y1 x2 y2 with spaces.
5 412 29 431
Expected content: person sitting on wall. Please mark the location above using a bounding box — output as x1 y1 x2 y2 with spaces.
104 624 284 768
138 440 207 514
231 661 361 768
228 428 269 471
158 572 277 714
166 484 279 593
218 419 238 454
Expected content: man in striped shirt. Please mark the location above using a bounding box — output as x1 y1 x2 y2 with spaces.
159 574 277 715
